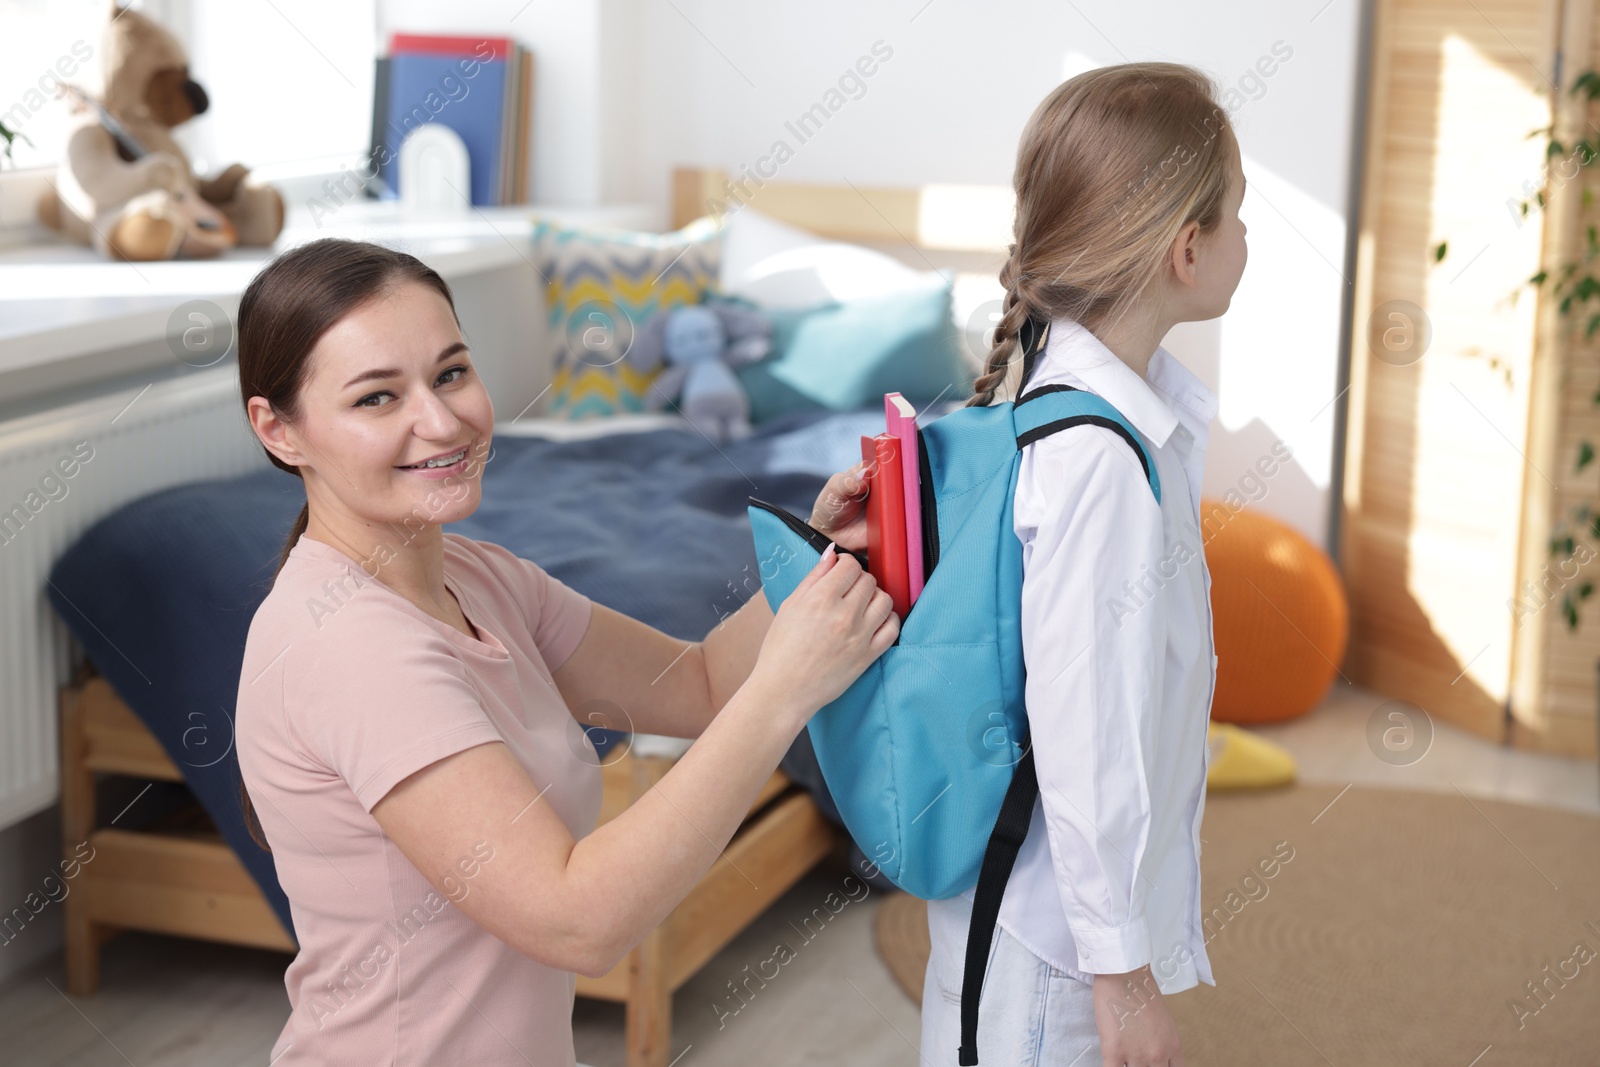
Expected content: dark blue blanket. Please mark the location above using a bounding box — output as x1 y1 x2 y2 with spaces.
46 405 923 936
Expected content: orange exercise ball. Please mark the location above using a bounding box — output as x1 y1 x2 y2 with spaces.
1201 499 1349 723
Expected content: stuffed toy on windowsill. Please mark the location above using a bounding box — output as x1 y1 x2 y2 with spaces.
34 2 284 262
626 301 772 442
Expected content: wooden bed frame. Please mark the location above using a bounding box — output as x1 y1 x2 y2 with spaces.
668 166 1011 252
56 167 1005 1067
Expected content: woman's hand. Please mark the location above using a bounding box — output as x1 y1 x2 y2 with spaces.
1093 966 1184 1066
750 543 897 727
810 460 871 553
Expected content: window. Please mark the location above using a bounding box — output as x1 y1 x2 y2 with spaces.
0 0 123 172
1 0 374 208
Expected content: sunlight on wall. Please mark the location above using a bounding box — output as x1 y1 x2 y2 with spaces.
1216 153 1344 491
1411 32 1547 695
1061 51 1100 82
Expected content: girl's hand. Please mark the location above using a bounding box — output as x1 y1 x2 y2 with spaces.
750 543 897 728
810 459 871 553
1093 967 1184 1066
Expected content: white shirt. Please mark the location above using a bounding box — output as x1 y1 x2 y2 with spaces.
960 316 1219 995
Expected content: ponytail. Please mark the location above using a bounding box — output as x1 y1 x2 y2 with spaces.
242 490 308 852
276 502 309 577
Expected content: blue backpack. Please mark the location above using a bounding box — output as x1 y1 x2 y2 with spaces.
747 319 1161 1065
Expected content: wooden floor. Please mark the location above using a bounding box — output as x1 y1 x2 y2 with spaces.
5 680 1597 1066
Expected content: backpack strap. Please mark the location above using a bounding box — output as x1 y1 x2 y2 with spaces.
956 336 1163 1065
1011 385 1162 505
1016 315 1050 393
956 747 1040 1066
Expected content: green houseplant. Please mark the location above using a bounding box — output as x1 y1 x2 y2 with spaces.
1454 68 1600 630
0 119 31 166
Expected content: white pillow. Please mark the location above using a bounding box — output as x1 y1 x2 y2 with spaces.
496 412 691 440
718 206 941 310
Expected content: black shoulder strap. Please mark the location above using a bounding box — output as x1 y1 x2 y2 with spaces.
955 315 1080 1065
1016 314 1049 394
958 747 1039 1065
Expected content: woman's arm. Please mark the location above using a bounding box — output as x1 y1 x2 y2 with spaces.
550 463 871 738
372 675 804 977
372 545 895 978
551 595 771 740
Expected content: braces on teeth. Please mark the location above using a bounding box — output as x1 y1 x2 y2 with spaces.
407 448 467 469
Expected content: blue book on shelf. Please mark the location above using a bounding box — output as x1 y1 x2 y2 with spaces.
377 51 506 206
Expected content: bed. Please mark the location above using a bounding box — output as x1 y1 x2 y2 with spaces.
47 167 1006 1067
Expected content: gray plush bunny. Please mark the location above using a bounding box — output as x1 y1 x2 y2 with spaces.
625 300 772 442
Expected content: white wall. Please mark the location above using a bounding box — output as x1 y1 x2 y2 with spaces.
359 0 1363 550
610 0 1365 550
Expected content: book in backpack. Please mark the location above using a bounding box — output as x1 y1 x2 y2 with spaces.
746 317 1161 1065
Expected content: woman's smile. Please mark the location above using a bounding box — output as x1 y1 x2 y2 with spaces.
396 441 474 477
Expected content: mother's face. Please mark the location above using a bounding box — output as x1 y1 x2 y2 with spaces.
258 280 495 538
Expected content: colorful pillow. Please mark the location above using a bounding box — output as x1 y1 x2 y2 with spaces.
530 217 721 419
735 279 972 421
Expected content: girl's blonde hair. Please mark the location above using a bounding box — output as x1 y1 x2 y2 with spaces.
968 62 1240 407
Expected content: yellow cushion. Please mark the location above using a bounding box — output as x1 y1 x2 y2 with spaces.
530 216 722 419
1205 722 1297 791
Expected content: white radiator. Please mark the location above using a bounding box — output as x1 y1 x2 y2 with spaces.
0 366 265 829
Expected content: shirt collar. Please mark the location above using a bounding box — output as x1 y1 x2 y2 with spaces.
1031 317 1217 449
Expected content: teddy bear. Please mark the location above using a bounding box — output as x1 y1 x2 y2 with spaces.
626 301 772 442
35 2 284 262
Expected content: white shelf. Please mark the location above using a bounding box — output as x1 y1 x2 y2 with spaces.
0 198 655 406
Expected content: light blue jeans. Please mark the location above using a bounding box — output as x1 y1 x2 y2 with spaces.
920 894 1102 1066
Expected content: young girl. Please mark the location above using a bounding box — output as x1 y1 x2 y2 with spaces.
915 63 1246 1065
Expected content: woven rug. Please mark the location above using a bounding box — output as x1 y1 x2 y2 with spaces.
871 783 1600 1065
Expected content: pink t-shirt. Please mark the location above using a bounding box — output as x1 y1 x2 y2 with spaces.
236 532 600 1066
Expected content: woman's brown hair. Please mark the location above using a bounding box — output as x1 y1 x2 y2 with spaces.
235 237 461 851
968 62 1240 407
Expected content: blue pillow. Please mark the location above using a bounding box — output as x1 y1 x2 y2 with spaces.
736 281 971 421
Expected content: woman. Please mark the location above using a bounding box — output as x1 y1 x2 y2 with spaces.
234 237 896 1066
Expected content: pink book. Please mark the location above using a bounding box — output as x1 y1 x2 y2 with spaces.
884 393 925 602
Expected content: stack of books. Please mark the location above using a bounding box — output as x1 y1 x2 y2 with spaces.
860 392 928 620
371 33 534 206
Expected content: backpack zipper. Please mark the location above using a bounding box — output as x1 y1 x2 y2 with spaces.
749 442 942 586
748 497 870 570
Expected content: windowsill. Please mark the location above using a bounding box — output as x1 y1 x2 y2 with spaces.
0 194 656 411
